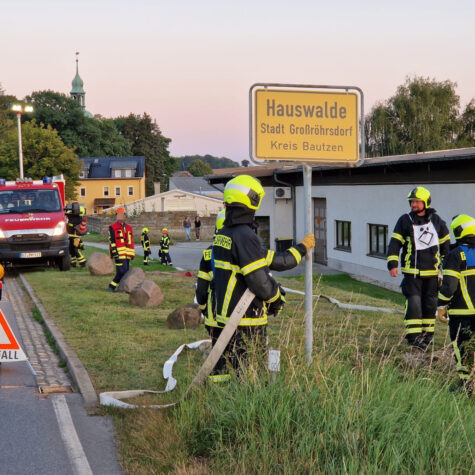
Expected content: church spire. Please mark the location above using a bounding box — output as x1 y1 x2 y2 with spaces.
70 52 86 109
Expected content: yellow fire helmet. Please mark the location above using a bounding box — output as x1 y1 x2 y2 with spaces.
215 209 226 232
407 186 431 208
451 214 475 240
223 175 265 211
142 227 149 233
162 228 168 234
0 263 4 280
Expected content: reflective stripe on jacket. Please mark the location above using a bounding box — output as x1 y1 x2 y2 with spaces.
438 244 475 316
196 247 219 327
213 224 283 327
109 222 135 259
141 233 150 252
387 209 450 276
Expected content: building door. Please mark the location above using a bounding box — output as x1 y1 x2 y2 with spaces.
313 198 327 264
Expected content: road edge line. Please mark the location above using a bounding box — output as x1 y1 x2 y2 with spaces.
19 274 98 406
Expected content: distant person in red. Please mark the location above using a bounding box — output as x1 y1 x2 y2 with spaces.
194 215 201 240
108 207 135 292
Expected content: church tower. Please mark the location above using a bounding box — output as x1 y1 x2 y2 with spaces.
70 52 85 109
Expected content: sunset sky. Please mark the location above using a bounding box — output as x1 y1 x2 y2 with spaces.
2 0 474 163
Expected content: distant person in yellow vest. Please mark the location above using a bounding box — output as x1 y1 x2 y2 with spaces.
159 228 173 266
141 227 151 265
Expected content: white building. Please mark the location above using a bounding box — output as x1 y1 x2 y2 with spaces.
208 148 475 285
103 189 223 216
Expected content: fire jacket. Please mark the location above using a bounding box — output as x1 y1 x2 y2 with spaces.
109 222 135 260
66 215 87 237
197 239 307 328
213 203 307 326
141 232 150 252
160 235 170 253
196 247 218 328
438 239 475 317
387 208 450 277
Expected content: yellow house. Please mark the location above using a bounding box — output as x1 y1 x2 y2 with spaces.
76 157 146 214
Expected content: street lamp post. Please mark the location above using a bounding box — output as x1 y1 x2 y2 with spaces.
11 104 33 179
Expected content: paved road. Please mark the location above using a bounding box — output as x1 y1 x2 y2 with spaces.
86 240 340 277
0 278 122 475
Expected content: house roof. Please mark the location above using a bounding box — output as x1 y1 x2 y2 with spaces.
208 147 475 187
169 176 223 194
79 156 145 179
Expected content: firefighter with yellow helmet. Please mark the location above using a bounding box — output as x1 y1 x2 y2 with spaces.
437 214 475 393
65 202 88 267
210 175 315 380
141 227 151 265
387 186 450 349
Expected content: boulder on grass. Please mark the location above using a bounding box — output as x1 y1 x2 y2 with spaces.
88 252 114 275
129 280 164 307
117 267 145 293
166 304 201 330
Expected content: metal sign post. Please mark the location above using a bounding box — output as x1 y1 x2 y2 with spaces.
249 83 364 363
303 163 313 362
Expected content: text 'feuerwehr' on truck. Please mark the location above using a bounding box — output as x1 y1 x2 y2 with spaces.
0 175 70 271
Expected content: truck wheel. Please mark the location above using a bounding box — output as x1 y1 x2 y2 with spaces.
58 255 71 271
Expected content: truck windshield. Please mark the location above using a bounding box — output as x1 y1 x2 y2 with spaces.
0 189 61 213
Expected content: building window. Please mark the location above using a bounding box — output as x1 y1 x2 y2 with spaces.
125 169 132 178
114 169 121 178
115 186 121 197
104 187 109 197
93 207 98 214
128 186 134 196
335 220 351 251
80 168 88 179
368 224 388 258
80 187 86 197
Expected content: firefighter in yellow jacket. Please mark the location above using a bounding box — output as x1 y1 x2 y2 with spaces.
387 186 450 349
141 227 151 265
108 207 135 292
196 209 226 347
437 214 475 393
210 175 315 381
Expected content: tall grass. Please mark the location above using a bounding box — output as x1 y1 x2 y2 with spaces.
177 312 475 474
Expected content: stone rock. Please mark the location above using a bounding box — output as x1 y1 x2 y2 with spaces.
87 252 114 275
129 280 164 307
117 267 145 293
166 304 201 330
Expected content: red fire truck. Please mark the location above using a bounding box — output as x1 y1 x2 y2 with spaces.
0 175 70 270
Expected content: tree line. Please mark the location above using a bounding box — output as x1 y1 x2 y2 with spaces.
1 77 474 199
365 76 475 157
0 87 238 199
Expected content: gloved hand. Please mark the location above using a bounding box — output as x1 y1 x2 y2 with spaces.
114 257 121 264
73 237 81 247
437 306 448 324
266 287 286 317
438 269 443 288
199 304 208 318
300 234 316 252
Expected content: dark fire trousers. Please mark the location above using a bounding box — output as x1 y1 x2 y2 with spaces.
401 275 438 345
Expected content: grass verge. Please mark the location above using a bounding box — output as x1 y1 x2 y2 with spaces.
23 247 474 473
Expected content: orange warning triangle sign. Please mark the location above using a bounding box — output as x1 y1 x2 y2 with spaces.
0 308 27 362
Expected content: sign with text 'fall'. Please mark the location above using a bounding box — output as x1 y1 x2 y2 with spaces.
0 308 27 362
251 87 361 164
